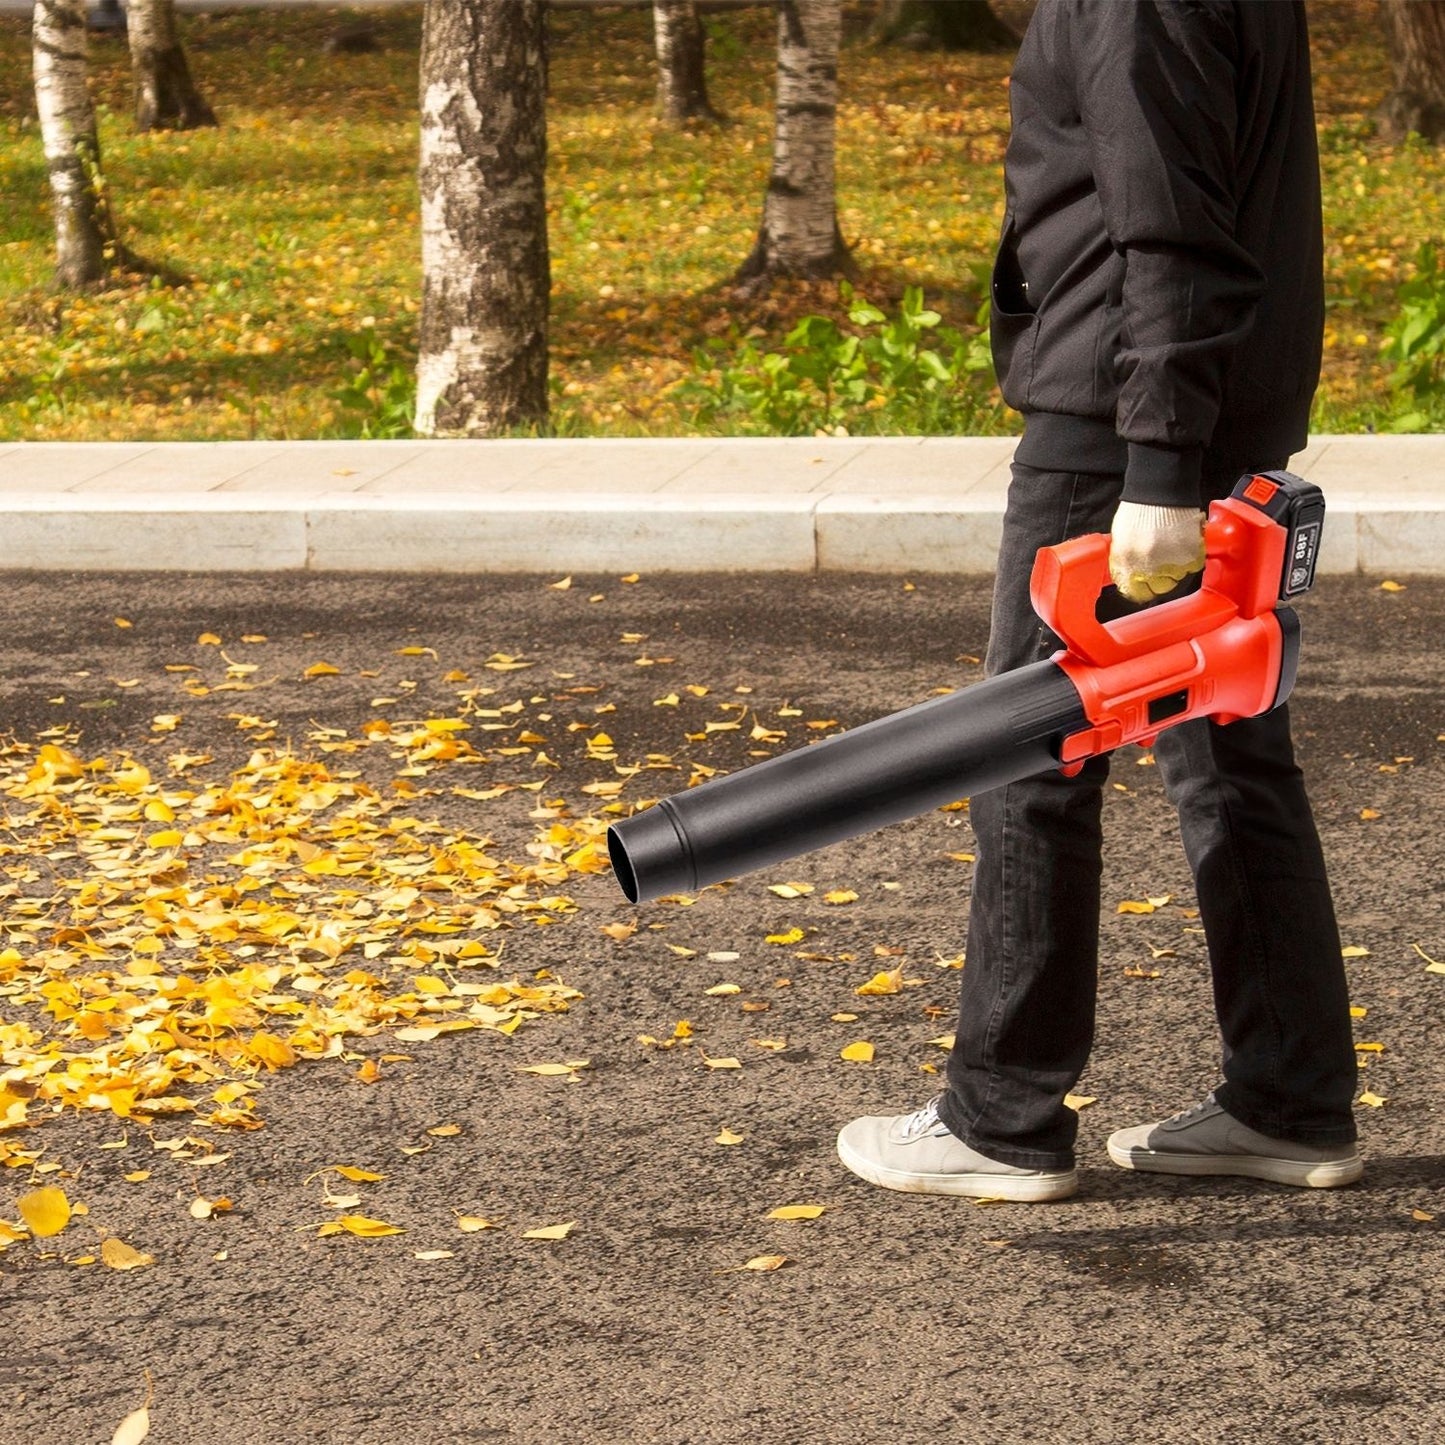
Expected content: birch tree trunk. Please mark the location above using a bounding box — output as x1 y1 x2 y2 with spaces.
126 0 218 132
733 0 852 290
653 0 717 124
415 0 550 437
1378 0 1445 143
33 0 120 287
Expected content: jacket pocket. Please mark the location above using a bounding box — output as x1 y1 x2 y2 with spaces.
990 218 1039 407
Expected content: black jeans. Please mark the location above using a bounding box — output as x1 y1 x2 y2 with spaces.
936 462 1358 1169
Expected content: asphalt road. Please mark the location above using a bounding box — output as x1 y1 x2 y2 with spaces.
2 568 1442 1444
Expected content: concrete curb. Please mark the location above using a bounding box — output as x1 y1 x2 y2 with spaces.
0 435 1439 573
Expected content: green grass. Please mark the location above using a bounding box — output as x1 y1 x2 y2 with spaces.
0 0 1439 441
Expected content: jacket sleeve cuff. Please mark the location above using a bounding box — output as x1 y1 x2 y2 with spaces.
1122 442 1204 509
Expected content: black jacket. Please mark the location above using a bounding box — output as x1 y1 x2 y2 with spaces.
990 0 1324 507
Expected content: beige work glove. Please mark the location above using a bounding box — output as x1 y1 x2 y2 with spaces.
1109 501 1206 603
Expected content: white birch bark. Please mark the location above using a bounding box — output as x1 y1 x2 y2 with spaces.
415 0 550 437
126 0 218 132
735 0 851 287
33 0 111 287
653 0 715 124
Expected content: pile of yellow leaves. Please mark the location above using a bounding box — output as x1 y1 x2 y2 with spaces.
0 734 597 1158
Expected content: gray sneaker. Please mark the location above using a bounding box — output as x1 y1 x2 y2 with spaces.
1106 1096 1362 1188
837 1098 1078 1202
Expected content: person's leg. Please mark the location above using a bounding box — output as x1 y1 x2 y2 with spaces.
934 462 1122 1170
1150 707 1358 1144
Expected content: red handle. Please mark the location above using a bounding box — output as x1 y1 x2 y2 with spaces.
1028 498 1286 670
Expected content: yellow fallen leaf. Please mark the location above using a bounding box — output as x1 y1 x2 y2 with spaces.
1411 943 1445 974
1411 1209 1434 1222
767 1204 825 1221
111 1404 150 1445
1358 1091 1387 1108
928 1033 955 1049
1355 1042 1385 1053
1360 808 1381 820
332 1167 385 1183
739 1254 788 1271
1349 1006 1368 1019
945 851 976 863
304 662 341 678
197 631 221 644
840 1041 875 1063
1117 899 1157 914
101 1237 155 1270
413 1249 456 1261
1379 580 1405 592
856 967 903 997
703 1055 742 1070
1341 946 1371 958
832 1012 860 1023
427 1124 463 1136
519 1062 589 1077
1064 1094 1097 1111
823 890 858 905
767 882 813 898
247 1031 297 1070
456 1216 500 1233
766 927 806 945
328 1215 404 1238
18 1185 71 1238
665 944 698 958
705 983 741 996
715 1128 745 1146
522 1221 576 1240
115 617 133 629
672 1020 694 1040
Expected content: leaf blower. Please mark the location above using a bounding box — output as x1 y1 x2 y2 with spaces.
607 472 1325 905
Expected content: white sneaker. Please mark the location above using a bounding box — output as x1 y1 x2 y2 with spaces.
836 1098 1078 1202
1106 1096 1363 1188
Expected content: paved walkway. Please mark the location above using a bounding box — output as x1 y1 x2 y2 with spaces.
0 435 1439 572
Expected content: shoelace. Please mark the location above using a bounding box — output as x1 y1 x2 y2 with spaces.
899 1098 944 1139
1166 1096 1216 1127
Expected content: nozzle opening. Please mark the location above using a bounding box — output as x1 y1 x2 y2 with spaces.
606 825 640 904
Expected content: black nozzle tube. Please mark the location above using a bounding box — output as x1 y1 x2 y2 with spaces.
607 659 1087 904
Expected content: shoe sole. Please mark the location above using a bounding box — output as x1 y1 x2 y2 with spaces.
1106 1139 1363 1188
836 1133 1078 1202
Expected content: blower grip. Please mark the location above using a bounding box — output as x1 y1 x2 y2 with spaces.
1029 493 1290 672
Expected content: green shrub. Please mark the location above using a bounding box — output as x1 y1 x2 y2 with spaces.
332 328 415 439
1382 242 1445 432
682 284 998 436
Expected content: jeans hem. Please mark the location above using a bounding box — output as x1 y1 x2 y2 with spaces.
1213 1084 1359 1148
936 1090 1077 1173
